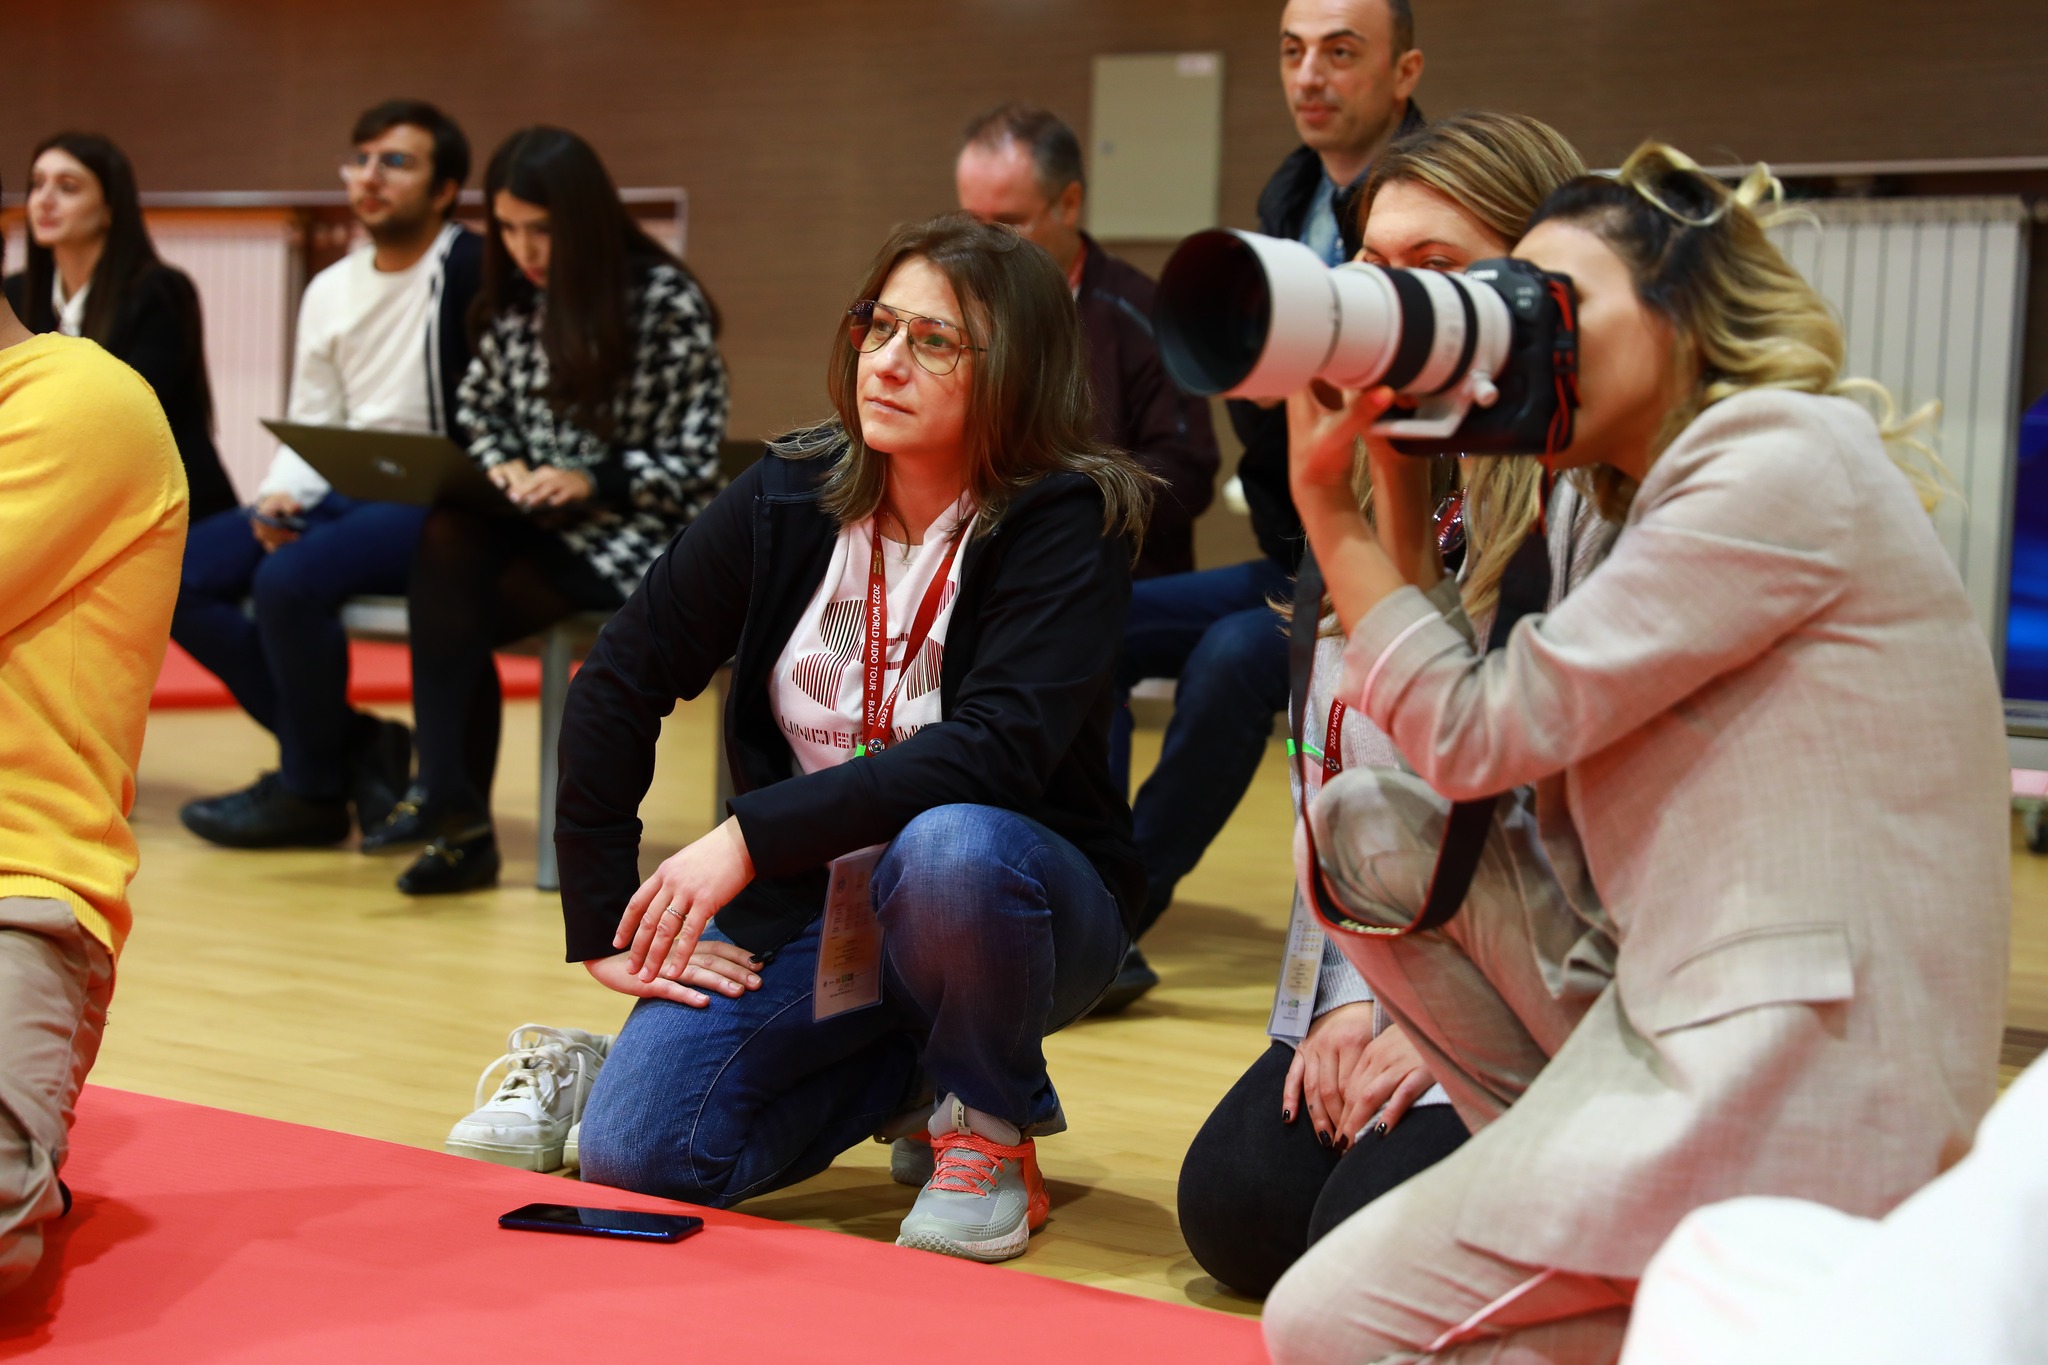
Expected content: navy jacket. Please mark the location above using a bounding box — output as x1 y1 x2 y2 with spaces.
553 447 1145 961
1229 101 1425 570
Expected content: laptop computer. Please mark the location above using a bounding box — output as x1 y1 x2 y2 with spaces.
261 421 512 512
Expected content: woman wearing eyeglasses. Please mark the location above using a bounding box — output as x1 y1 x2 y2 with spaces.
5 133 236 520
367 126 727 894
476 214 1148 1262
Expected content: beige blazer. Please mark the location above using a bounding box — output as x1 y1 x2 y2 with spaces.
1337 388 2011 1276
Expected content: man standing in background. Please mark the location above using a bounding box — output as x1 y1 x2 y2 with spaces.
1099 0 1424 1011
956 102 1220 580
171 99 482 851
0 214 187 1295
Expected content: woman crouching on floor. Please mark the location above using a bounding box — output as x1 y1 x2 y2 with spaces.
527 214 1148 1262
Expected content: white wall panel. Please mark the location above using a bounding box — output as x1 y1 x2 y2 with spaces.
1769 197 2031 662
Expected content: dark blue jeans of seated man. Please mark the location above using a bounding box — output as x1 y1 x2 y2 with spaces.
171 495 427 801
576 804 1129 1208
1111 556 1295 935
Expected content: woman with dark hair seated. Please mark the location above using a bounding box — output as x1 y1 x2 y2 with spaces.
450 214 1148 1263
366 126 728 894
6 132 236 519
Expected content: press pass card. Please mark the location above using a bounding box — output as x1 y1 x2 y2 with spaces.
1267 889 1327 1042
814 846 884 1020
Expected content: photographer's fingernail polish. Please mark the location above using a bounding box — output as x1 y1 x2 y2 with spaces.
1317 1130 1332 1148
1374 1122 1389 1137
1281 1109 1293 1122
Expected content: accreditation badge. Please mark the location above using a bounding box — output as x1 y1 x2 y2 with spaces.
814 845 885 1021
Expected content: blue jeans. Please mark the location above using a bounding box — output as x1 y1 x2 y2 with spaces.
1112 557 1294 935
170 496 427 800
578 805 1129 1208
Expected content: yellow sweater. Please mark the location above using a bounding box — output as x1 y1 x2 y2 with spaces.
0 334 187 958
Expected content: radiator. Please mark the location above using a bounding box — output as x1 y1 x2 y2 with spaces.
147 212 298 500
2 213 296 501
1768 197 2033 664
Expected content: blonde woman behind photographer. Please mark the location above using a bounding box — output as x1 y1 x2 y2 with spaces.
1263 145 2007 1363
1176 110 1607 1302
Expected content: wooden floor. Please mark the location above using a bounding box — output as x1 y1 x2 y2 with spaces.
97 694 2048 1317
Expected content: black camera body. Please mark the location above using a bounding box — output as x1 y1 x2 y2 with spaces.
1389 257 1581 459
1150 230 1581 458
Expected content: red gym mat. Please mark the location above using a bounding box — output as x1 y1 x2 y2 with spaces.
0 1088 1264 1363
151 641 549 710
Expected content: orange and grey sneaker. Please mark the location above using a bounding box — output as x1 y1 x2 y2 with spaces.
895 1094 1048 1262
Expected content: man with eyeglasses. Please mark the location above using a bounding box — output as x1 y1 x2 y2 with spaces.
955 103 1219 582
172 98 484 849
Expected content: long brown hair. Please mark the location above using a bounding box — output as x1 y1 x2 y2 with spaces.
1353 111 1587 620
772 213 1152 544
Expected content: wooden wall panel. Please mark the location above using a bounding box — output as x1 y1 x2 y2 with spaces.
9 0 2046 441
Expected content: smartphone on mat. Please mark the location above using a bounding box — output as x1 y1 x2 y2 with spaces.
499 1202 705 1243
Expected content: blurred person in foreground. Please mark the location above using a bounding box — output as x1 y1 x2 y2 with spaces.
0 207 187 1294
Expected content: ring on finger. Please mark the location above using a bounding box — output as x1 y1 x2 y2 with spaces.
659 906 684 922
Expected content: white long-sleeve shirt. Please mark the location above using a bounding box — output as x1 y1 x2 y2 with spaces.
256 223 461 506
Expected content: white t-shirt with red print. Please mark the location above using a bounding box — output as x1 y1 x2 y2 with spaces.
770 493 976 775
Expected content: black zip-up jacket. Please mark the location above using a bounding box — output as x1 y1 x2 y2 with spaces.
1228 102 1425 570
553 447 1144 962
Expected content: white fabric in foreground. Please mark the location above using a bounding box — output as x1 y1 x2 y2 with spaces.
1620 1051 2048 1365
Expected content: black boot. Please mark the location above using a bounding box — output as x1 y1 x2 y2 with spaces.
180 773 350 849
348 716 413 834
1087 944 1161 1017
397 821 501 895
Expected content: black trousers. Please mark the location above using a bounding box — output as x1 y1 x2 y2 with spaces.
1177 1040 1470 1299
406 506 623 824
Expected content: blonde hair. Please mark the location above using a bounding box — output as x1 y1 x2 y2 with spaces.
1529 142 1952 519
1356 111 1587 620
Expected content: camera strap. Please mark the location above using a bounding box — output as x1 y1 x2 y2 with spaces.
1288 512 1552 938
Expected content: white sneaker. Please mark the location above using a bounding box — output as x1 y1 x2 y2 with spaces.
564 1120 582 1173
445 1024 611 1171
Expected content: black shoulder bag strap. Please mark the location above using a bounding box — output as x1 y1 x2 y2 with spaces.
1289 516 1552 938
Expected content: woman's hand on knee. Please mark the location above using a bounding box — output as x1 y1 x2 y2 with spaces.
1338 1021 1436 1140
615 816 756 983
1284 1001 1377 1149
585 952 723 1007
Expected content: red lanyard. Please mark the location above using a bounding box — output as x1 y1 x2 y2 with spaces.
1321 696 1347 784
858 519 961 757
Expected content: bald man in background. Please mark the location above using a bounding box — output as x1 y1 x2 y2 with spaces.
955 103 1219 581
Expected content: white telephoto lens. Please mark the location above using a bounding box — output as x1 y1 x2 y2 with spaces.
1321 264 1403 390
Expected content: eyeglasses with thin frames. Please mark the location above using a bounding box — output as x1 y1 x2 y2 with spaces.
847 299 984 376
338 150 425 183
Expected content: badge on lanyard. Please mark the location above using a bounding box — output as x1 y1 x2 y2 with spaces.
815 845 885 1020
1270 685 1350 1042
855 519 961 759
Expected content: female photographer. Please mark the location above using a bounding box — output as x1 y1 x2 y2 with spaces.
525 215 1146 1262
367 127 727 894
7 133 237 519
1262 145 2009 1363
1176 111 1609 1301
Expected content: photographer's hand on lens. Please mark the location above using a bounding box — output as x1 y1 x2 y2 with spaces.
1283 1000 1378 1149
1285 383 1414 634
612 815 756 994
